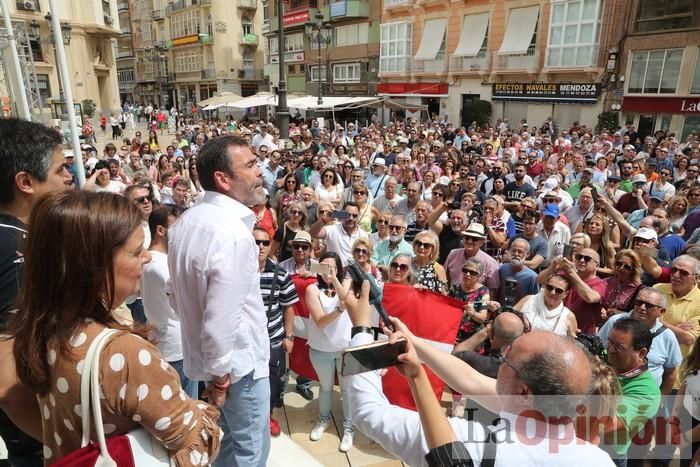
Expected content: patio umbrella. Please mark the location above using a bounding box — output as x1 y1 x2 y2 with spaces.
197 91 243 108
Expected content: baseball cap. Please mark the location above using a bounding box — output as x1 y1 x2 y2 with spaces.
634 227 658 241
632 174 647 184
543 204 560 218
607 175 621 182
649 194 665 203
460 223 486 239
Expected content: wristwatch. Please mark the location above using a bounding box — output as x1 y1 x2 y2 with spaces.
285 335 294 341
335 306 345 314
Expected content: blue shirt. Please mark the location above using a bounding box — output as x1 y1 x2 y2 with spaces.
365 173 387 198
659 233 686 261
598 312 682 386
371 239 414 266
498 264 539 303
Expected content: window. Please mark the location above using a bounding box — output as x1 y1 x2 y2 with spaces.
380 22 412 73
691 55 700 95
636 0 693 32
547 0 603 67
681 116 700 141
333 63 361 82
309 65 327 82
36 74 50 107
117 68 135 82
268 37 278 55
628 49 683 94
285 33 304 53
242 16 253 36
170 10 198 38
334 23 369 47
174 50 201 73
29 38 43 62
263 1 269 31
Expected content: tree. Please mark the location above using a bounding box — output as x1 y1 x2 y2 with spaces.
595 110 620 134
81 99 97 118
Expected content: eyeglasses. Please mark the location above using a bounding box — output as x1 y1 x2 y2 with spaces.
319 209 332 215
634 298 661 309
255 239 270 247
286 180 297 184
414 240 433 250
390 262 410 272
133 196 151 204
670 267 694 278
289 210 303 216
461 268 480 277
545 284 566 295
498 345 521 377
615 261 634 271
353 248 369 256
377 219 389 225
292 243 310 251
575 254 597 264
607 338 630 353
353 191 367 196
323 175 335 179
388 224 404 231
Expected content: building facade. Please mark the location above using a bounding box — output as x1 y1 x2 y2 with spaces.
1 0 122 121
616 0 700 141
263 0 380 100
120 0 267 112
378 0 625 130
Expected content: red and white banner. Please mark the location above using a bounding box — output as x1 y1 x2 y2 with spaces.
288 280 464 411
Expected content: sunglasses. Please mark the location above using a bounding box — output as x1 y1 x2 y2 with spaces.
292 243 310 251
461 268 480 277
286 180 297 184
353 191 367 196
432 192 443 197
634 298 661 309
575 254 597 264
414 240 433 250
353 248 369 256
388 224 404 231
319 209 332 215
670 267 694 278
615 261 633 271
390 262 410 272
134 196 151 204
255 239 270 247
545 284 566 295
377 219 389 225
323 175 335 179
289 210 303 216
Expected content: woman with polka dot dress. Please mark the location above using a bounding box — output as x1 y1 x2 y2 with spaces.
9 191 222 466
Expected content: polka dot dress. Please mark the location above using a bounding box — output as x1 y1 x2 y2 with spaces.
39 322 221 466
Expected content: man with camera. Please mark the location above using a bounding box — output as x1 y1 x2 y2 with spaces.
498 239 540 304
310 201 367 266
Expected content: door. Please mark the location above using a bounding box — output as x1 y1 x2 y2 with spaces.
460 94 479 128
637 115 656 142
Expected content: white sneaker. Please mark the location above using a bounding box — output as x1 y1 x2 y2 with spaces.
309 420 330 441
339 430 354 452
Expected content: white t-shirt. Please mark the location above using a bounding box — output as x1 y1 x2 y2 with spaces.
324 223 367 266
141 251 183 362
95 180 125 194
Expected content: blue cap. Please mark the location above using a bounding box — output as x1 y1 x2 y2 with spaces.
543 204 560 218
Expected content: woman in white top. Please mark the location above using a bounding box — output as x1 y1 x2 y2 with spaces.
514 273 577 337
670 337 700 467
84 160 126 194
305 252 354 452
315 168 343 208
420 170 436 202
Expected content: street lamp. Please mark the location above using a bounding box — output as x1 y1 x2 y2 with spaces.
305 12 333 106
275 0 289 140
30 13 72 118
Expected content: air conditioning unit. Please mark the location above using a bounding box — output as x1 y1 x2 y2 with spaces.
16 0 35 11
104 15 114 25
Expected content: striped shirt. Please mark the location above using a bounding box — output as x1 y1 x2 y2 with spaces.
260 258 299 347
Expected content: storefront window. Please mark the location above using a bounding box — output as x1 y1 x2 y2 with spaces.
627 49 683 94
691 55 700 94
681 116 700 141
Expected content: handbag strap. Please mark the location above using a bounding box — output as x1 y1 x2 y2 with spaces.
79 327 119 465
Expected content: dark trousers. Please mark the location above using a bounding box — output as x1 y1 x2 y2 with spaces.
127 298 147 325
0 411 42 467
269 345 287 410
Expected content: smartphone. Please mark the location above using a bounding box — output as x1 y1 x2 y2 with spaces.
591 186 599 202
503 278 519 308
563 244 574 259
341 338 407 376
637 244 659 259
310 262 331 276
332 210 349 220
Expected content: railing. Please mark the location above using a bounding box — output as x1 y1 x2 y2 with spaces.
199 33 214 44
121 28 131 35
117 50 134 59
118 2 129 11
545 46 600 69
384 0 414 7
153 8 165 20
156 75 170 84
450 49 489 73
239 68 264 80
379 56 411 74
492 46 538 71
167 0 185 14
413 54 447 73
239 32 259 46
118 81 135 91
238 0 257 8
201 69 216 79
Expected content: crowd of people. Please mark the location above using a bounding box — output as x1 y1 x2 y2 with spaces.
1 113 700 467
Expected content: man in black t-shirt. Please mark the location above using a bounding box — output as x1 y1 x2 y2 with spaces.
0 119 73 466
504 163 535 211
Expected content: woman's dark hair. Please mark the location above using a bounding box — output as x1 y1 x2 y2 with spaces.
316 251 343 289
321 168 338 186
11 191 149 395
94 159 110 172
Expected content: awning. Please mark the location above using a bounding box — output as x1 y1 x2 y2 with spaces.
454 13 489 57
498 5 539 55
287 96 378 110
229 92 277 108
197 91 243 108
414 18 447 60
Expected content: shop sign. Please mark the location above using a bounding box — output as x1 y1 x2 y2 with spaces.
491 82 600 103
622 96 700 114
270 52 305 64
330 0 347 17
283 10 310 26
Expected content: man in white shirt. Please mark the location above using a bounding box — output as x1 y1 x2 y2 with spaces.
309 201 367 266
141 204 197 397
252 126 275 153
168 135 271 467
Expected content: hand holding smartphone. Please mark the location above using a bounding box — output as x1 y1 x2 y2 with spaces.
310 262 331 276
341 338 407 376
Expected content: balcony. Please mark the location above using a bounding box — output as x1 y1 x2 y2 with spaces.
121 27 131 35
492 46 539 72
119 81 135 91
412 54 448 74
199 33 214 44
153 8 165 20
239 68 265 81
166 0 185 14
156 75 170 84
201 69 216 79
544 46 601 71
153 40 168 49
118 1 129 12
327 0 369 19
384 0 414 8
379 57 411 75
450 49 490 74
116 50 134 59
238 0 257 9
239 32 259 47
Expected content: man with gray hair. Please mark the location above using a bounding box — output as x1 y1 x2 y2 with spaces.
372 176 403 213
498 238 539 305
371 214 413 277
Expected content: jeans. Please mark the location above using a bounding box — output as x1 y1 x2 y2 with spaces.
126 298 147 325
269 346 286 410
168 359 199 400
309 347 352 433
213 371 270 467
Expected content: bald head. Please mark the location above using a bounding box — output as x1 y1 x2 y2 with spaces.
492 312 525 346
579 247 600 264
